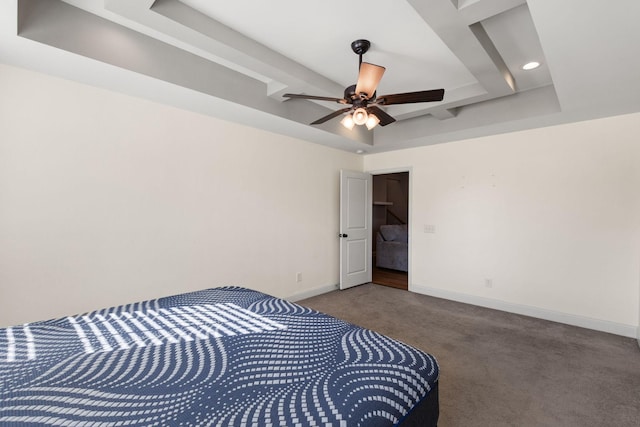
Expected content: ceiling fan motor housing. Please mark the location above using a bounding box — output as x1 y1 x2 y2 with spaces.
344 84 375 104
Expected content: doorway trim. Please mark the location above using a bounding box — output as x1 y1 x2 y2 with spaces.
366 166 413 290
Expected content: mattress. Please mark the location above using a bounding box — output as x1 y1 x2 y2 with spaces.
0 287 439 426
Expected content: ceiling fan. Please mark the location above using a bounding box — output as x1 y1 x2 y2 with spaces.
283 39 445 130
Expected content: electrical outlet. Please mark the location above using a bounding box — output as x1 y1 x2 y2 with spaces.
296 272 302 283
484 278 493 288
424 224 435 233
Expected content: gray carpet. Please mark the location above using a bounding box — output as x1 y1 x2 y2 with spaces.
299 284 640 427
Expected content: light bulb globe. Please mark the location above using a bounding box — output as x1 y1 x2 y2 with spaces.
365 114 380 130
352 108 368 125
340 115 355 130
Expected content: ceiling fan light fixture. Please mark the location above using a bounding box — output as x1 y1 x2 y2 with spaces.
365 114 380 130
340 114 355 130
283 40 444 129
352 108 368 125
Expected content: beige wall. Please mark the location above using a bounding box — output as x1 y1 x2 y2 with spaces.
0 64 361 326
365 113 640 336
2 62 638 338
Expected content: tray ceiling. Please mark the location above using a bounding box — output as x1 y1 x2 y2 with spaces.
1 0 639 153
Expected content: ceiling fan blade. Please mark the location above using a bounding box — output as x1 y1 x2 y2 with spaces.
377 89 445 105
367 106 396 127
283 93 348 104
355 62 386 99
310 107 353 125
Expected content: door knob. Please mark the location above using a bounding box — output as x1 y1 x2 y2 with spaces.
339 233 348 238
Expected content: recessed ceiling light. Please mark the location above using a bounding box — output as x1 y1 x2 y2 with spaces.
522 61 541 71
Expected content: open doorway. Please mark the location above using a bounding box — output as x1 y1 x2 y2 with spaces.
372 172 409 290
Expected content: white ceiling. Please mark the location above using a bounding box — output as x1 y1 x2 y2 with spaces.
180 0 479 93
1 0 640 154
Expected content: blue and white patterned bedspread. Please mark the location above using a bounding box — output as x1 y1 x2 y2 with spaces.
0 287 438 426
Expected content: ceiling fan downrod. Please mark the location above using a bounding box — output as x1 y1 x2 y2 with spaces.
351 39 370 68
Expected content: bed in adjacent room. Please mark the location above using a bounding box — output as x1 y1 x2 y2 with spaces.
0 286 439 426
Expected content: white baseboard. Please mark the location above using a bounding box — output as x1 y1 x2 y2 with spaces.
410 284 638 339
286 283 339 303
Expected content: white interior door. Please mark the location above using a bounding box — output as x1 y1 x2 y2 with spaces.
340 170 372 290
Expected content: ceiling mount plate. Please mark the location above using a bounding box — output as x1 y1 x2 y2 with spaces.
350 39 370 55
